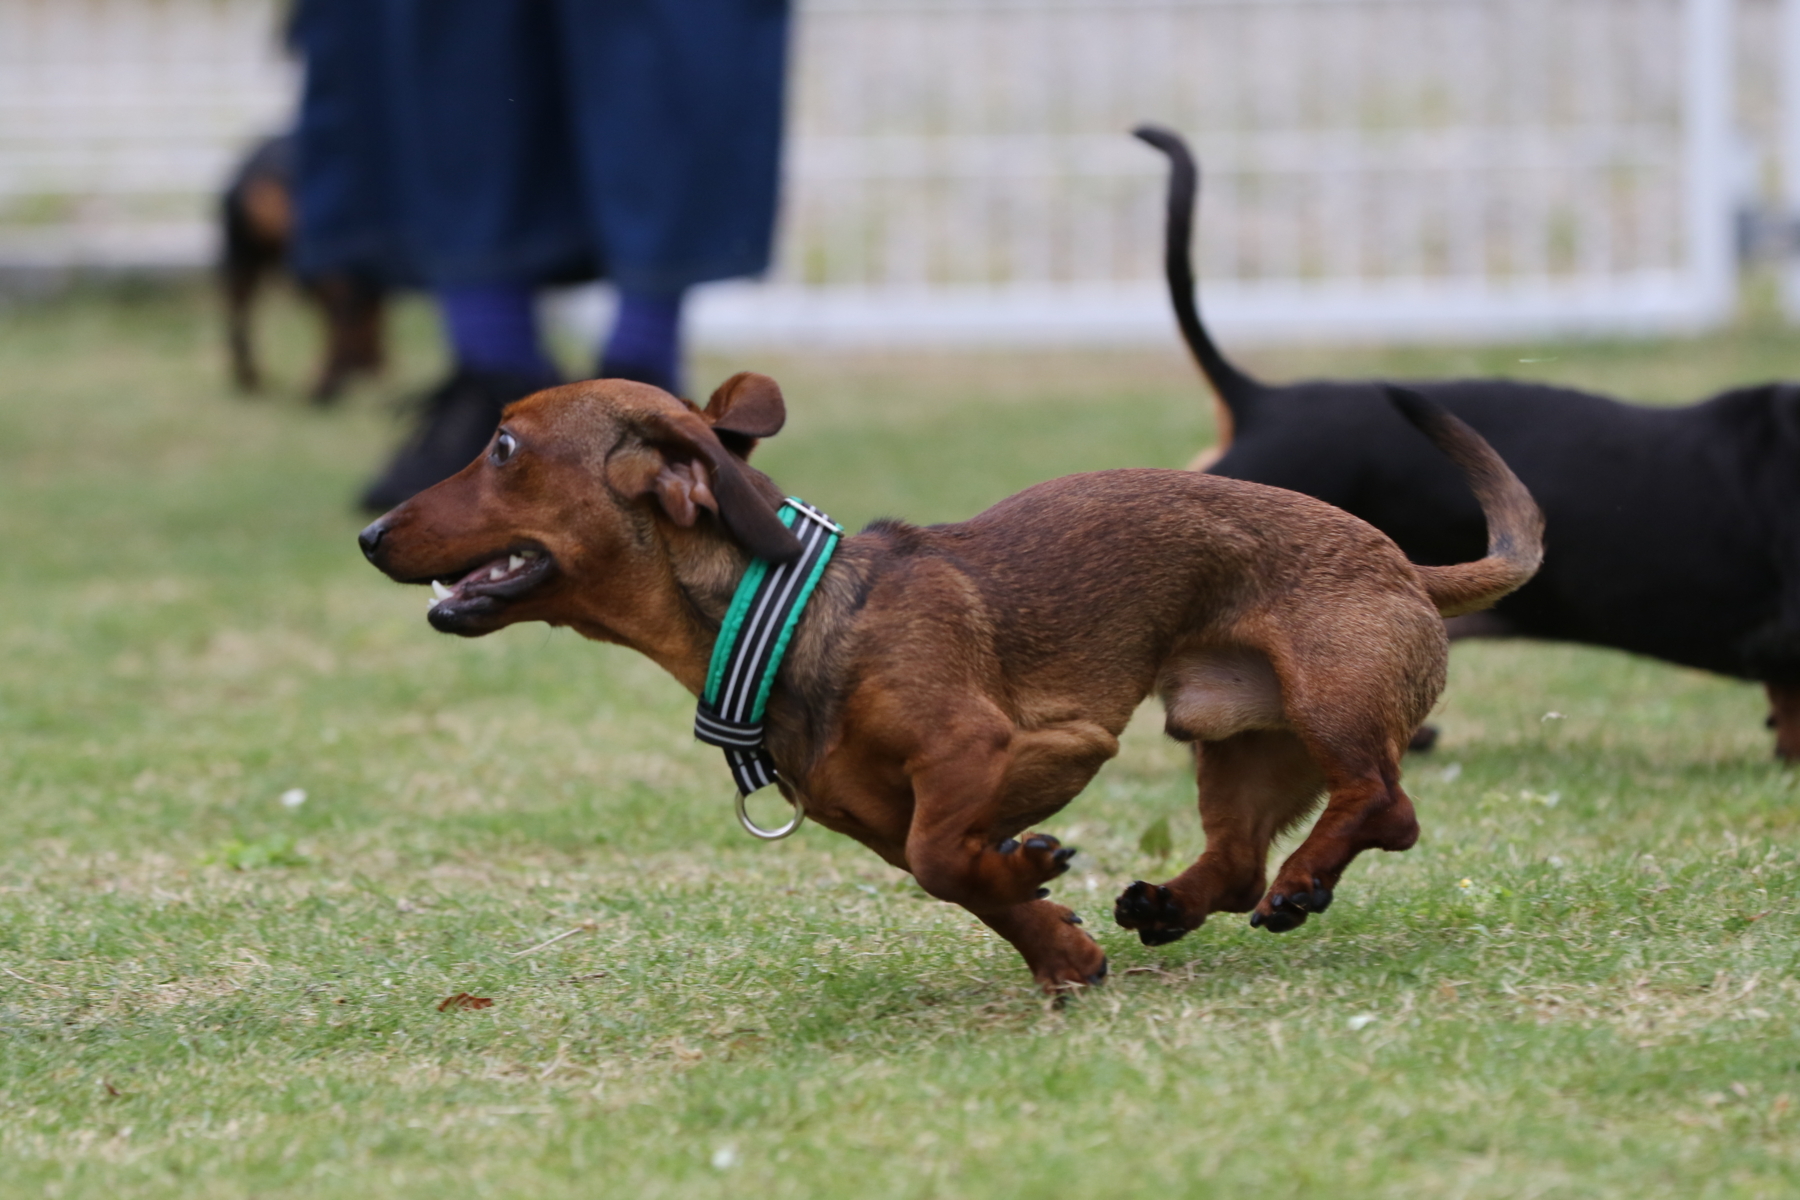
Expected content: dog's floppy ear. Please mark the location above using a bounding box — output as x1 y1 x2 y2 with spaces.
611 405 803 563
701 372 786 457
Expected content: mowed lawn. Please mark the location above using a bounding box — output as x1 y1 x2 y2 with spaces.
4 284 1800 1199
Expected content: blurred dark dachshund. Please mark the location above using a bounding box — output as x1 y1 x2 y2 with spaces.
1139 123 1800 760
221 135 385 404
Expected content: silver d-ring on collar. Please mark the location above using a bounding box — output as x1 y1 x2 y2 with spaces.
735 788 806 840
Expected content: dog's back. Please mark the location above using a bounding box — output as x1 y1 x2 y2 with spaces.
859 392 1540 712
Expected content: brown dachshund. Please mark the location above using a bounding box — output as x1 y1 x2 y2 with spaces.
358 373 1542 993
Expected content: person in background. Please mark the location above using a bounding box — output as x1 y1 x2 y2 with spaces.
289 0 791 511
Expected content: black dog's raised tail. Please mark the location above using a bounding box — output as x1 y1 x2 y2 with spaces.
1133 124 1261 426
1385 386 1545 617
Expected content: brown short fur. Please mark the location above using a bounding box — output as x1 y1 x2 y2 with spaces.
358 374 1542 994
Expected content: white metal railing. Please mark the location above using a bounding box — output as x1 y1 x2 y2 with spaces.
0 0 295 269
0 0 1745 347
691 0 1738 344
1780 0 1800 314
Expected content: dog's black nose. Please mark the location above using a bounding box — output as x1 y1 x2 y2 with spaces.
357 519 387 560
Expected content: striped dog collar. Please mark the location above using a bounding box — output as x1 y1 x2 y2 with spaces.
693 498 841 836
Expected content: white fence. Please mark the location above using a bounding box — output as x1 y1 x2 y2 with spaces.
0 0 1759 345
0 0 294 270
706 0 1737 344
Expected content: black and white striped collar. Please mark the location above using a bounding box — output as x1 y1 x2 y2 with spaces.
693 498 841 833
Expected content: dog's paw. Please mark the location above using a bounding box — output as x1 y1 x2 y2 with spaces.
1005 833 1077 888
1046 962 1110 1007
1250 879 1333 933
1028 904 1109 999
1113 879 1192 946
1052 954 1109 1005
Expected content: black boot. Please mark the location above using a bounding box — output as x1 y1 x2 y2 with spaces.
359 368 554 513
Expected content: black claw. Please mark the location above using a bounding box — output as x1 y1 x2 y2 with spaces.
1087 958 1109 985
1249 911 1264 928
1064 912 1083 925
1035 887 1050 899
1312 889 1334 913
997 838 1020 854
1024 835 1055 852
1053 847 1076 864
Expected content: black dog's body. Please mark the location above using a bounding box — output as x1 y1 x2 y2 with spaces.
221 134 386 403
1138 124 1800 754
1216 375 1800 681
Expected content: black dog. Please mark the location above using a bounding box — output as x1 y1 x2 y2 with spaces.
222 134 386 404
1137 124 1800 759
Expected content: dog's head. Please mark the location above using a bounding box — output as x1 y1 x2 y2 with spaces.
357 373 800 648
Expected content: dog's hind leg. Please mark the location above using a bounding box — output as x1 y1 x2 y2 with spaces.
1252 750 1416 933
224 259 263 393
977 899 1110 993
1114 730 1323 946
1241 613 1434 932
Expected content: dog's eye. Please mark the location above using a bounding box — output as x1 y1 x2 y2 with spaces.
491 431 518 464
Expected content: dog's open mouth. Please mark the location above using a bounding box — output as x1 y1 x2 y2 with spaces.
422 547 555 631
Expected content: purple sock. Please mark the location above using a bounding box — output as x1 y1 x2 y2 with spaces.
436 283 558 382
599 289 685 394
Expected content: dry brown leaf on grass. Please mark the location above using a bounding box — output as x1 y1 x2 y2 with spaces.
437 992 494 1012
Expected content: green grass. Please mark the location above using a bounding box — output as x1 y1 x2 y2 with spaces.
4 282 1800 1198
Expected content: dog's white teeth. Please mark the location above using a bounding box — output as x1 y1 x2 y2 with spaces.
490 566 506 581
508 555 526 572
430 580 453 601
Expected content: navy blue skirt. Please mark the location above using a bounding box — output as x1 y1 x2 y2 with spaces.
290 0 790 291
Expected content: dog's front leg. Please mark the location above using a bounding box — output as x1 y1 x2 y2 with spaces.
976 901 1108 995
895 715 1115 991
902 725 1099 915
906 802 1077 916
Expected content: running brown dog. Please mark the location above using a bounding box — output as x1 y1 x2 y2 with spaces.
357 373 1542 992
